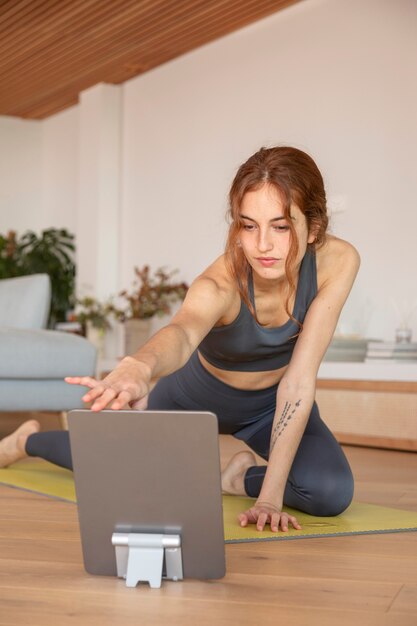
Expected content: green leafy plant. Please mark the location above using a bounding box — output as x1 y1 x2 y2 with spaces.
0 231 22 278
0 228 76 327
75 296 114 332
114 266 189 321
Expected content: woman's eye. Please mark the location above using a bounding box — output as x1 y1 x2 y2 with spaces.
274 225 290 232
242 224 255 231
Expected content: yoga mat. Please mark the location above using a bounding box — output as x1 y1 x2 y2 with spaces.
0 459 76 503
1 459 417 542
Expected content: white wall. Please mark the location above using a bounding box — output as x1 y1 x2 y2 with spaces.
121 0 417 340
42 106 78 232
76 84 122 300
1 0 416 342
0 116 43 232
0 108 78 233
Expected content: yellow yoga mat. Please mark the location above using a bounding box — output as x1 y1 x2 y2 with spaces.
1 459 417 542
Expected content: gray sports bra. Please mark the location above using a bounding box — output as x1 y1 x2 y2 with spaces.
198 248 317 371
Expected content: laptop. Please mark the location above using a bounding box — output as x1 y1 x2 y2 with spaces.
67 409 226 583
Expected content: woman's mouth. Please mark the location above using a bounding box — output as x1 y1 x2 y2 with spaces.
257 257 279 267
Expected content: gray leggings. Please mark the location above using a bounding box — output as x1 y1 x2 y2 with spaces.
26 351 354 516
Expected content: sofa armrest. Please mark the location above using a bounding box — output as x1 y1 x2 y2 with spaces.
0 328 97 378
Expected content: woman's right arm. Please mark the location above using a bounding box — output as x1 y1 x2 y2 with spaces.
65 263 234 411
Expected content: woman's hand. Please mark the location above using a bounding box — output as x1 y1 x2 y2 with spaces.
65 357 151 412
238 500 302 533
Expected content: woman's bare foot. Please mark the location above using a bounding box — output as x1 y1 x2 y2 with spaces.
221 451 257 495
0 420 40 468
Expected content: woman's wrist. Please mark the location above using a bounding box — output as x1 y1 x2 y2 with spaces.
257 486 283 511
118 356 153 383
255 499 282 512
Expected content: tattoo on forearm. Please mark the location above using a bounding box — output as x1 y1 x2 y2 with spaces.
270 399 302 453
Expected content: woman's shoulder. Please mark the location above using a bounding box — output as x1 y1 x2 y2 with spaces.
192 255 239 301
188 256 240 322
317 234 360 261
315 235 360 288
198 255 235 287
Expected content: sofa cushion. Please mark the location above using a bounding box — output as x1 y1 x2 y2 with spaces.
0 329 97 379
0 274 51 329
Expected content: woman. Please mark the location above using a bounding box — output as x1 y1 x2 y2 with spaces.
0 146 360 533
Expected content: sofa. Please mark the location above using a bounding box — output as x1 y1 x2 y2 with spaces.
0 274 97 412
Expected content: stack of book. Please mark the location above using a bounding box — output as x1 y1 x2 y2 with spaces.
323 337 368 362
366 341 417 363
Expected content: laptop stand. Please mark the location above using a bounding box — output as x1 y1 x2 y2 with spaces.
112 532 183 588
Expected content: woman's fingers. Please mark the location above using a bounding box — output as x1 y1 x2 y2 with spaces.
130 395 149 410
276 513 301 532
288 514 302 530
256 511 268 531
238 506 302 533
110 390 135 410
240 508 258 524
68 376 144 411
64 376 105 404
65 376 98 388
65 358 151 412
271 512 281 532
65 357 151 411
90 387 119 412
238 507 263 528
238 513 249 527
82 384 107 403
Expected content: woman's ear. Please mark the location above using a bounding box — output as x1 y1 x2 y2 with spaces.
307 221 320 244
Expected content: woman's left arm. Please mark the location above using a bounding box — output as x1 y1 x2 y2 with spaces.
238 240 360 532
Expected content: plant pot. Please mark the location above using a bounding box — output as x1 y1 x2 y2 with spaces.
86 322 106 359
124 318 152 356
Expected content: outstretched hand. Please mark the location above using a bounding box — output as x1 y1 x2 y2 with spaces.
65 357 151 412
238 500 302 533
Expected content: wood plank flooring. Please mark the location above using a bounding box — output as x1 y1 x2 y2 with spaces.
0 435 416 626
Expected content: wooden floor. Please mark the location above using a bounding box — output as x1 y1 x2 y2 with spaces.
0 433 416 625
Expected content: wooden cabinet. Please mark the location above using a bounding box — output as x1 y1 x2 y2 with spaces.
316 362 417 451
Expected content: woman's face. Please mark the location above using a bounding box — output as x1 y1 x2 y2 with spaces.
238 183 315 283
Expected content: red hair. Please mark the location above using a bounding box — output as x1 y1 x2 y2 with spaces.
225 146 328 325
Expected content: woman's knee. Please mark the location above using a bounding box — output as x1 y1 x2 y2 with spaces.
307 468 354 516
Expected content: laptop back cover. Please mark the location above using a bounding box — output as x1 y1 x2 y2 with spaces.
68 410 226 580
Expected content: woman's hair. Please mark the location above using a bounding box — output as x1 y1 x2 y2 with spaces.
225 146 329 326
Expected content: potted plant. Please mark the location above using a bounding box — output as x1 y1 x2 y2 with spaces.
75 296 114 357
114 266 189 355
0 228 76 328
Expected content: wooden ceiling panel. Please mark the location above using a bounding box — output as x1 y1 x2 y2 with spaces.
0 0 302 119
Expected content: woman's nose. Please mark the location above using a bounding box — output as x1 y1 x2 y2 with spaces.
257 230 273 252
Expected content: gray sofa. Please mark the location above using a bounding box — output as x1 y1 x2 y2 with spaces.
0 274 96 411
